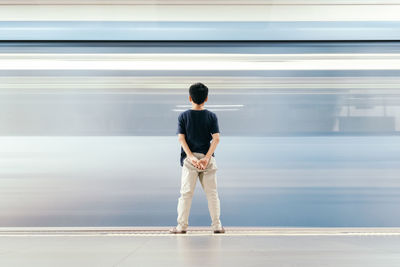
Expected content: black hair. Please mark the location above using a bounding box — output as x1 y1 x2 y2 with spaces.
189 82 208 105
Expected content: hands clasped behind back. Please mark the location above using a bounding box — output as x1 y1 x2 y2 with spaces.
186 154 216 171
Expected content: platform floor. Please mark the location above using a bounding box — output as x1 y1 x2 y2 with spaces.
1 227 400 267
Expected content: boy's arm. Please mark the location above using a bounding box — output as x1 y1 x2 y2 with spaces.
178 133 201 168
198 133 220 170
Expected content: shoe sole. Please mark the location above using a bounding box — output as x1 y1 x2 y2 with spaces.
169 230 187 234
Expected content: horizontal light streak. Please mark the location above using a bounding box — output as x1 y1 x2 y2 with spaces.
1 3 400 22
3 52 400 59
2 84 399 90
2 53 400 70
1 77 400 95
1 92 398 96
172 108 240 112
175 104 244 108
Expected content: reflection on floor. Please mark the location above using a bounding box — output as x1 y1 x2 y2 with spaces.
0 227 399 267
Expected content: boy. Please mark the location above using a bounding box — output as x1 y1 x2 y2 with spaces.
170 82 225 234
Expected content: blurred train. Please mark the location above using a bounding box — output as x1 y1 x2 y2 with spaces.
0 1 400 227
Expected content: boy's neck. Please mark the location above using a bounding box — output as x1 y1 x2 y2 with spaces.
191 103 205 110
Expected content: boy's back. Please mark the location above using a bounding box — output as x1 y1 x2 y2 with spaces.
177 109 219 166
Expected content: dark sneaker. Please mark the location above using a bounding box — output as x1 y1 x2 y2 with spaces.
169 227 187 234
213 227 225 234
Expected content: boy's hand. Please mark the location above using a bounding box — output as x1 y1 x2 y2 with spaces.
188 155 201 169
198 156 211 170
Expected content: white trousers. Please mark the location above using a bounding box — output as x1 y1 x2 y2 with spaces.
176 152 222 230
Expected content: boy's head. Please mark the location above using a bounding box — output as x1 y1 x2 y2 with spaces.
189 82 208 105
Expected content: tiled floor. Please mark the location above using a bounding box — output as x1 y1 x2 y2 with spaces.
0 228 399 267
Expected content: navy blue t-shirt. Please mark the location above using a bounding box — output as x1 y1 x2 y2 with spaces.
177 109 220 166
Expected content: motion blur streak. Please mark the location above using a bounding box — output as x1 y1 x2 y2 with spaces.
2 53 400 70
1 1 400 22
0 42 399 227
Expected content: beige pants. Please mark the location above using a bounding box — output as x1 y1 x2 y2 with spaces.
176 152 222 231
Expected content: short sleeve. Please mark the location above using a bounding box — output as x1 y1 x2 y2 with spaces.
210 113 220 134
177 113 186 135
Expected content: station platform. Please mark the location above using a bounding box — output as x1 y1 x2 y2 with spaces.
1 227 399 267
